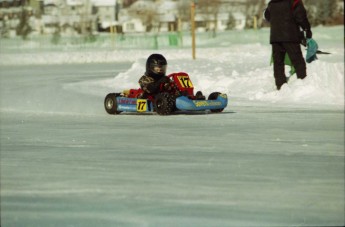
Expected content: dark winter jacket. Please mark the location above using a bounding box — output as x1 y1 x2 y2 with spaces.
264 0 311 43
138 73 170 94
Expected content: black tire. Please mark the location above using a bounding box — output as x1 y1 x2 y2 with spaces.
104 93 121 115
208 92 224 113
154 93 175 115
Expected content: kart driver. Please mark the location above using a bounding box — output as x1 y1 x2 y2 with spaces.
138 53 171 98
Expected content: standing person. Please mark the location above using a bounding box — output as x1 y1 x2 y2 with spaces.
264 0 312 90
138 53 171 98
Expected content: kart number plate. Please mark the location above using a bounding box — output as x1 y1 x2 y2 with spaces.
177 75 193 88
136 99 147 112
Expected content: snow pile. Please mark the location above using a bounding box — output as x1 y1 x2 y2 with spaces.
110 45 344 107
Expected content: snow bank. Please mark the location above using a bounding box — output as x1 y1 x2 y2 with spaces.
108 41 343 107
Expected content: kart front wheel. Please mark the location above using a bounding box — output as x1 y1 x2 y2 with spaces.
104 93 121 115
154 93 175 115
208 92 224 113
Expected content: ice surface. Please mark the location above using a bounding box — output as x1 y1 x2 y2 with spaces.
0 26 344 226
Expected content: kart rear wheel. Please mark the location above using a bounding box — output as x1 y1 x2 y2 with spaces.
104 93 121 115
208 92 224 113
154 93 175 115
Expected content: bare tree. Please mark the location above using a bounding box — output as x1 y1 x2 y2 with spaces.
176 0 190 23
197 0 221 36
128 1 159 32
304 0 341 26
16 8 32 40
243 0 262 28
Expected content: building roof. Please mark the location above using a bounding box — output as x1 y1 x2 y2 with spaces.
130 0 155 11
91 0 116 7
43 0 61 5
156 0 177 12
66 0 83 6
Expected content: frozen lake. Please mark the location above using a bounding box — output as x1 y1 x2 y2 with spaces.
1 62 344 226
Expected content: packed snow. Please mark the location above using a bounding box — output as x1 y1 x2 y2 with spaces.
0 26 344 226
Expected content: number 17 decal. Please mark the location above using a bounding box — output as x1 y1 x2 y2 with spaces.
137 99 147 112
177 75 194 88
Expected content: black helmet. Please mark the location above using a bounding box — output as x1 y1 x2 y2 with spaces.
146 54 167 77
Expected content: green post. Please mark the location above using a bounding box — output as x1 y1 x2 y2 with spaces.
153 34 158 49
168 33 178 46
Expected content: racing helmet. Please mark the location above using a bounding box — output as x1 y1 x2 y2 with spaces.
146 54 167 77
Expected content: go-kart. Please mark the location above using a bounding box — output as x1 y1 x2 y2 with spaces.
104 72 228 115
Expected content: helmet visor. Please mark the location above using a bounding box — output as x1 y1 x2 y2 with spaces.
151 64 167 75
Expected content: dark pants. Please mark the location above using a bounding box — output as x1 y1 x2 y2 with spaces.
272 42 307 90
